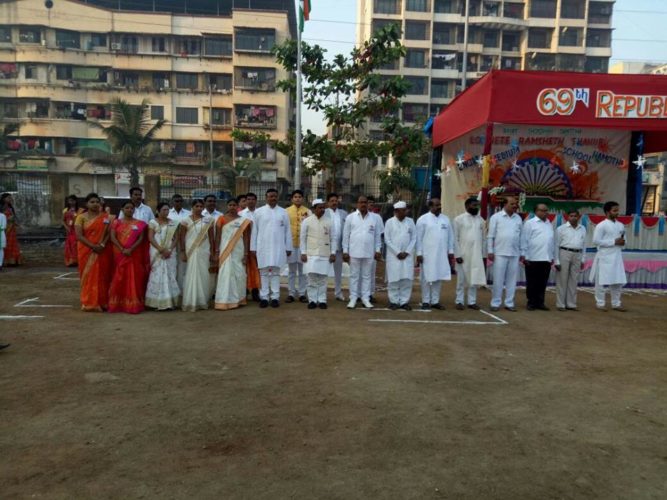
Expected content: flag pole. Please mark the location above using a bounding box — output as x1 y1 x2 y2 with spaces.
294 0 303 190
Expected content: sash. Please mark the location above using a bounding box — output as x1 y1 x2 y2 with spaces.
150 222 179 267
80 213 108 282
218 218 250 267
186 218 214 259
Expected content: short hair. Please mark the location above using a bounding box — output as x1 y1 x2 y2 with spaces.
129 187 143 196
265 188 278 195
85 192 100 203
603 201 619 213
291 189 304 197
191 198 205 207
246 192 257 200
428 198 441 207
367 195 376 202
567 209 580 216
464 196 479 206
65 195 78 208
203 194 216 202
235 195 245 204
156 202 170 213
357 195 368 202
327 192 339 201
171 194 184 201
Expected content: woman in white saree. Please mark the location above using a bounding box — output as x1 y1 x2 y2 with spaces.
145 203 180 310
180 199 216 311
214 199 251 311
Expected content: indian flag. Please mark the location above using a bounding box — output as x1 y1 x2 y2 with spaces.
299 0 311 32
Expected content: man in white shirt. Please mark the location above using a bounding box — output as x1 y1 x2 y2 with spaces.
250 188 292 308
384 201 416 310
454 197 487 310
325 192 348 301
342 195 382 309
520 203 554 311
300 199 336 309
416 198 455 310
554 209 587 311
168 194 191 222
202 194 223 221
592 201 627 311
240 192 260 301
120 187 154 223
487 196 522 311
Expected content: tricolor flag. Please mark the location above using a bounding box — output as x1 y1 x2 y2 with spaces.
299 0 311 32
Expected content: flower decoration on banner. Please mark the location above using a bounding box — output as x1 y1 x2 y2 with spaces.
570 160 581 174
633 155 647 170
455 154 466 170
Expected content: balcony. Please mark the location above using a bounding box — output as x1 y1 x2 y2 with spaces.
234 105 277 129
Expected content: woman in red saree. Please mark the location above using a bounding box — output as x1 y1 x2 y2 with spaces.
75 193 113 311
108 200 149 314
0 193 23 265
63 195 83 267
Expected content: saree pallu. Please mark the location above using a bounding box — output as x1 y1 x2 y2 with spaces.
145 220 181 310
182 216 213 311
77 213 112 311
64 208 82 266
214 217 250 310
108 219 149 314
3 208 22 265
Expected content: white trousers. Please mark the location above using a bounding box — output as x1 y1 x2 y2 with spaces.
455 263 478 305
349 257 373 301
370 260 377 294
420 271 442 305
388 279 412 305
307 273 328 304
259 266 281 301
333 250 344 297
594 282 622 308
491 255 519 308
288 249 307 297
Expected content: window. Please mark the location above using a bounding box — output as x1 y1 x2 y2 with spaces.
209 108 232 126
56 30 80 49
234 141 276 162
19 27 41 43
372 19 401 35
209 73 233 91
528 29 552 49
433 23 456 45
117 71 139 87
151 37 166 53
480 55 498 71
585 57 608 73
56 65 73 80
405 76 428 95
175 73 199 90
557 54 585 72
481 1 500 16
434 0 462 14
116 35 138 53
431 51 457 69
234 67 276 91
502 57 521 70
430 79 452 98
406 0 429 12
151 105 164 120
234 105 277 129
90 33 107 48
482 30 499 48
586 29 612 48
234 28 276 52
503 2 524 18
402 103 428 123
559 27 583 47
176 107 198 124
0 26 12 43
204 36 232 56
561 0 584 19
502 32 520 52
530 0 556 18
404 49 427 68
525 53 556 71
374 0 401 14
405 21 429 40
177 38 200 56
152 72 169 90
24 65 37 79
588 2 613 24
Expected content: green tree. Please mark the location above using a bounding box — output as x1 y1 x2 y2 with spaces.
78 98 169 187
232 23 425 193
213 155 264 194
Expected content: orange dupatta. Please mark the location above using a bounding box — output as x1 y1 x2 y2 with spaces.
77 213 112 311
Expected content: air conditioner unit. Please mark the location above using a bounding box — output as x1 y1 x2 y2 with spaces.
111 42 121 50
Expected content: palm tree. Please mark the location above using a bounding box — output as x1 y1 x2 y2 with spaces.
78 98 168 187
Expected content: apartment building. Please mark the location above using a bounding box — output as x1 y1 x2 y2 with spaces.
0 0 296 196
354 0 614 192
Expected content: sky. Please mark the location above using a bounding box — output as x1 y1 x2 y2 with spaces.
299 0 667 135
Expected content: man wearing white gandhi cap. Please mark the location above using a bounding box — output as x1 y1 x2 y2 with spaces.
384 201 416 310
300 199 337 309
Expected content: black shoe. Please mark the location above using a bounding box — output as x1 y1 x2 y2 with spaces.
259 300 269 308
389 303 399 310
431 303 445 310
251 289 260 302
318 303 328 310
455 303 465 310
308 301 317 309
536 305 550 311
505 306 517 312
527 305 535 311
299 295 308 303
467 304 480 310
421 303 431 310
0 343 10 351
286 296 295 303
270 299 280 308
400 304 412 311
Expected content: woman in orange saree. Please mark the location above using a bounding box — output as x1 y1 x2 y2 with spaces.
63 195 83 267
0 193 23 266
108 200 149 314
75 193 113 311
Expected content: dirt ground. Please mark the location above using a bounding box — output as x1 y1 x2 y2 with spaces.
1 263 666 500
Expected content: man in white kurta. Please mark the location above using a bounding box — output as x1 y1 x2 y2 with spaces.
487 196 522 311
300 199 336 309
384 201 416 310
416 198 455 310
325 193 348 301
250 189 292 307
454 197 487 310
342 196 382 309
592 201 627 311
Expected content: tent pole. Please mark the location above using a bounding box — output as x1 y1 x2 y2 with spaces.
481 122 494 219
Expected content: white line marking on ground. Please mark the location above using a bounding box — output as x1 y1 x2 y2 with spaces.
14 297 72 308
368 308 507 326
478 309 509 325
54 272 79 281
363 308 431 313
0 315 44 320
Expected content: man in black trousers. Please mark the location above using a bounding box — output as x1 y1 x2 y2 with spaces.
520 203 555 310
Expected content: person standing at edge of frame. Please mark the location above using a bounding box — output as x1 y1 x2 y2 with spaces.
520 203 555 311
487 196 522 312
554 209 586 311
592 201 628 312
454 197 487 311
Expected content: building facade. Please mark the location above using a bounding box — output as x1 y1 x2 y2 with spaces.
0 0 295 197
355 0 615 193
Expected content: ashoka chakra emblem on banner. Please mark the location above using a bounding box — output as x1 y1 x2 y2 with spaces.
501 158 573 198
